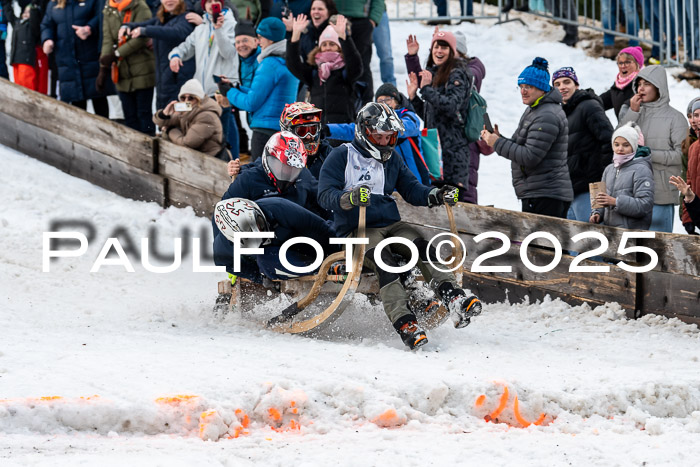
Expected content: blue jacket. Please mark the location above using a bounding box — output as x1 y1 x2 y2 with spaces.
238 46 260 88
212 197 335 279
318 139 432 237
226 40 298 130
40 0 112 102
220 158 328 219
127 12 195 109
327 106 430 185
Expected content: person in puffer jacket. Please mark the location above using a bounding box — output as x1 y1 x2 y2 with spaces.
481 57 573 218
552 66 614 222
618 65 688 233
225 17 299 160
590 122 654 230
152 78 226 158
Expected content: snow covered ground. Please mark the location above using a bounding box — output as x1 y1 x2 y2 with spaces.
2 13 700 466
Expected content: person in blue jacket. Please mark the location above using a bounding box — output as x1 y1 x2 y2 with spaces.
317 102 483 350
213 197 335 282
40 0 112 117
326 82 431 185
225 16 298 160
123 0 195 109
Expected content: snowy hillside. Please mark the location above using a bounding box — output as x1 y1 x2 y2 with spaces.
2 14 700 466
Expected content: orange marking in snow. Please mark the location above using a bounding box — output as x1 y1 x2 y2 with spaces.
487 386 509 420
475 395 486 407
268 407 282 421
198 410 219 438
39 396 63 401
155 394 199 405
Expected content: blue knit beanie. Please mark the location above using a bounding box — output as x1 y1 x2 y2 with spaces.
518 57 551 92
256 17 286 42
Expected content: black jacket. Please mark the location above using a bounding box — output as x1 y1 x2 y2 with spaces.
494 88 574 202
286 36 362 124
10 5 41 66
563 88 614 195
599 79 634 121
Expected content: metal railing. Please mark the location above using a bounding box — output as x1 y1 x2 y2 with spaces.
388 0 699 65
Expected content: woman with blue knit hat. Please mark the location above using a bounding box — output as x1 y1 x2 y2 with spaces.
552 65 614 222
224 16 299 160
481 57 573 218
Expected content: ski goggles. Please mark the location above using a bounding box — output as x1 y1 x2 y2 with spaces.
293 123 320 138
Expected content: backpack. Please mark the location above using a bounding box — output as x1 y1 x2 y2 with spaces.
458 68 488 143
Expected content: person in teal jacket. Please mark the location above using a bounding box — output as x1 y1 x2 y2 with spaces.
225 17 298 160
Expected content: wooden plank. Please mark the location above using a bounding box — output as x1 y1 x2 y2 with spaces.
0 79 154 172
158 139 231 196
5 115 165 205
168 179 221 217
643 234 700 276
639 271 700 319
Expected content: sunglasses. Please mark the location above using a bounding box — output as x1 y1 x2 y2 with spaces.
294 124 319 138
377 97 396 105
180 95 198 102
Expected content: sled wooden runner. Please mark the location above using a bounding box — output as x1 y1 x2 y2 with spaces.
445 203 464 286
267 206 367 335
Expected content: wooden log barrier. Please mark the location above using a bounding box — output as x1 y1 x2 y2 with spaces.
1 78 698 323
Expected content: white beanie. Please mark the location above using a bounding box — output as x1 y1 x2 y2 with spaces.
612 122 643 153
178 79 205 100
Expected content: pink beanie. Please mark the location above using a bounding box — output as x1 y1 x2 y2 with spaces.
431 30 457 55
618 46 644 68
319 25 341 49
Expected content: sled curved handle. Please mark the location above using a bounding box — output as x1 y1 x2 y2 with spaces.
445 203 464 284
267 206 366 333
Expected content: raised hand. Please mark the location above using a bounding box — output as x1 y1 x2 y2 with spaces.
290 14 309 42
333 14 347 40
419 69 432 88
406 34 419 55
406 72 418 100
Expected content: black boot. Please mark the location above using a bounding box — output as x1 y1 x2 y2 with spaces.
437 282 483 328
394 315 428 350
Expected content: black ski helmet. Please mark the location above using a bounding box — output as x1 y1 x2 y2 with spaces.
353 102 405 162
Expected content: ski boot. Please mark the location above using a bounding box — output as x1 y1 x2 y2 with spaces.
400 266 440 317
396 318 428 350
437 282 483 329
408 294 441 317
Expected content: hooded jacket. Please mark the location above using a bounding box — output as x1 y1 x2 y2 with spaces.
599 77 635 121
494 88 574 202
593 146 654 230
102 0 156 93
226 40 299 130
618 65 688 205
153 95 224 156
563 88 614 195
168 8 237 97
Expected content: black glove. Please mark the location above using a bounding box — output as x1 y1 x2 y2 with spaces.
217 80 233 95
683 222 698 235
95 67 107 92
340 185 371 209
428 185 459 207
320 124 331 139
99 52 117 67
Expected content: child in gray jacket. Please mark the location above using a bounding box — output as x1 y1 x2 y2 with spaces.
590 122 655 230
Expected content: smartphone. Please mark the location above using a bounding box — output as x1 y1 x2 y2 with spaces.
482 112 494 133
174 102 192 112
212 75 225 83
211 3 221 22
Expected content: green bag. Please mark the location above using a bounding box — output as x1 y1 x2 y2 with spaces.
418 128 442 180
458 70 488 143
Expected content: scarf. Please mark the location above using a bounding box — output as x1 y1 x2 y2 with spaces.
613 152 635 168
614 70 638 90
109 0 133 12
315 51 344 83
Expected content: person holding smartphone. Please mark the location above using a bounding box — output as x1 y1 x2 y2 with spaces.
168 0 238 153
153 78 228 158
